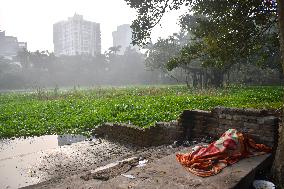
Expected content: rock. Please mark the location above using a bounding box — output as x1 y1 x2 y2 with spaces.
182 140 191 147
171 141 182 148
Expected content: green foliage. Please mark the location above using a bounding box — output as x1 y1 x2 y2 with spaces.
0 85 283 138
125 0 280 72
125 0 186 46
145 36 182 71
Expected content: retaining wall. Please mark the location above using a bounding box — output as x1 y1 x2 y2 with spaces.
94 121 183 147
179 107 279 147
94 106 279 147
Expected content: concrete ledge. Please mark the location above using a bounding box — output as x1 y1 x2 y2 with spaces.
94 147 272 189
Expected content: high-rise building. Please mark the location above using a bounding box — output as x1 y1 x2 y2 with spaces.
112 24 139 55
0 31 27 58
53 13 101 56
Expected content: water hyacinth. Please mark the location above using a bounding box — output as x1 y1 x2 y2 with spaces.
0 85 283 138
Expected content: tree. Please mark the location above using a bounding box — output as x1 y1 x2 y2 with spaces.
125 0 284 186
145 35 183 83
126 1 280 87
272 0 284 187
105 46 122 67
146 38 178 71
121 46 146 84
16 48 30 68
126 0 279 66
145 32 211 87
108 45 122 55
145 33 188 71
0 57 12 74
30 50 51 69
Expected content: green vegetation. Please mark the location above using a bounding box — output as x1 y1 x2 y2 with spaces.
0 85 283 138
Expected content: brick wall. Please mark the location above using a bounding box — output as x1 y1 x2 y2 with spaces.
94 106 279 147
179 106 279 147
94 121 183 147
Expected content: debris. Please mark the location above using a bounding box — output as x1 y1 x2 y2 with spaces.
253 180 275 189
121 174 136 179
81 157 139 181
92 175 110 181
136 159 148 167
89 138 102 146
182 140 191 147
171 140 182 148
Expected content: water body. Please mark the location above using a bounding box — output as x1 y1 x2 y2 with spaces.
0 134 94 189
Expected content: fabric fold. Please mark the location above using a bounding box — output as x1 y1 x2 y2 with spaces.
176 129 272 177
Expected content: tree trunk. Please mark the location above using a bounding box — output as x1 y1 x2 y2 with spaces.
192 71 198 88
203 70 208 88
280 0 284 74
201 72 204 89
211 69 224 88
272 0 284 188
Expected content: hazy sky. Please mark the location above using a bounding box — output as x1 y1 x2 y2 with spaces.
0 0 187 52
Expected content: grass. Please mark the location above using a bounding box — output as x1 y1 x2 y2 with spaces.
0 85 283 138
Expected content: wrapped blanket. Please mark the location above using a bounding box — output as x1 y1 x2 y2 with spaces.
176 129 272 177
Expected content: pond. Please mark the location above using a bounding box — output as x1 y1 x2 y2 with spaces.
0 134 95 189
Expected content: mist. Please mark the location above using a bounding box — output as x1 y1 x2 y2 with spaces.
0 11 282 91
0 47 178 90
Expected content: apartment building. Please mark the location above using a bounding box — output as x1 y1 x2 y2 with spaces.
53 14 101 56
112 24 139 55
0 31 27 57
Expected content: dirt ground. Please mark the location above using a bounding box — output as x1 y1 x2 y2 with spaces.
25 139 271 189
24 138 185 188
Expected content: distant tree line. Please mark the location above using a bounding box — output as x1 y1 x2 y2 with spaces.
0 47 176 90
0 39 282 90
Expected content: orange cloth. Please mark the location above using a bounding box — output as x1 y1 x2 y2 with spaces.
176 129 272 177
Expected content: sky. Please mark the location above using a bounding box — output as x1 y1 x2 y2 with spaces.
0 0 187 52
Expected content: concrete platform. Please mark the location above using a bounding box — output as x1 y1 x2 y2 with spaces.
23 145 272 189
92 151 271 189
